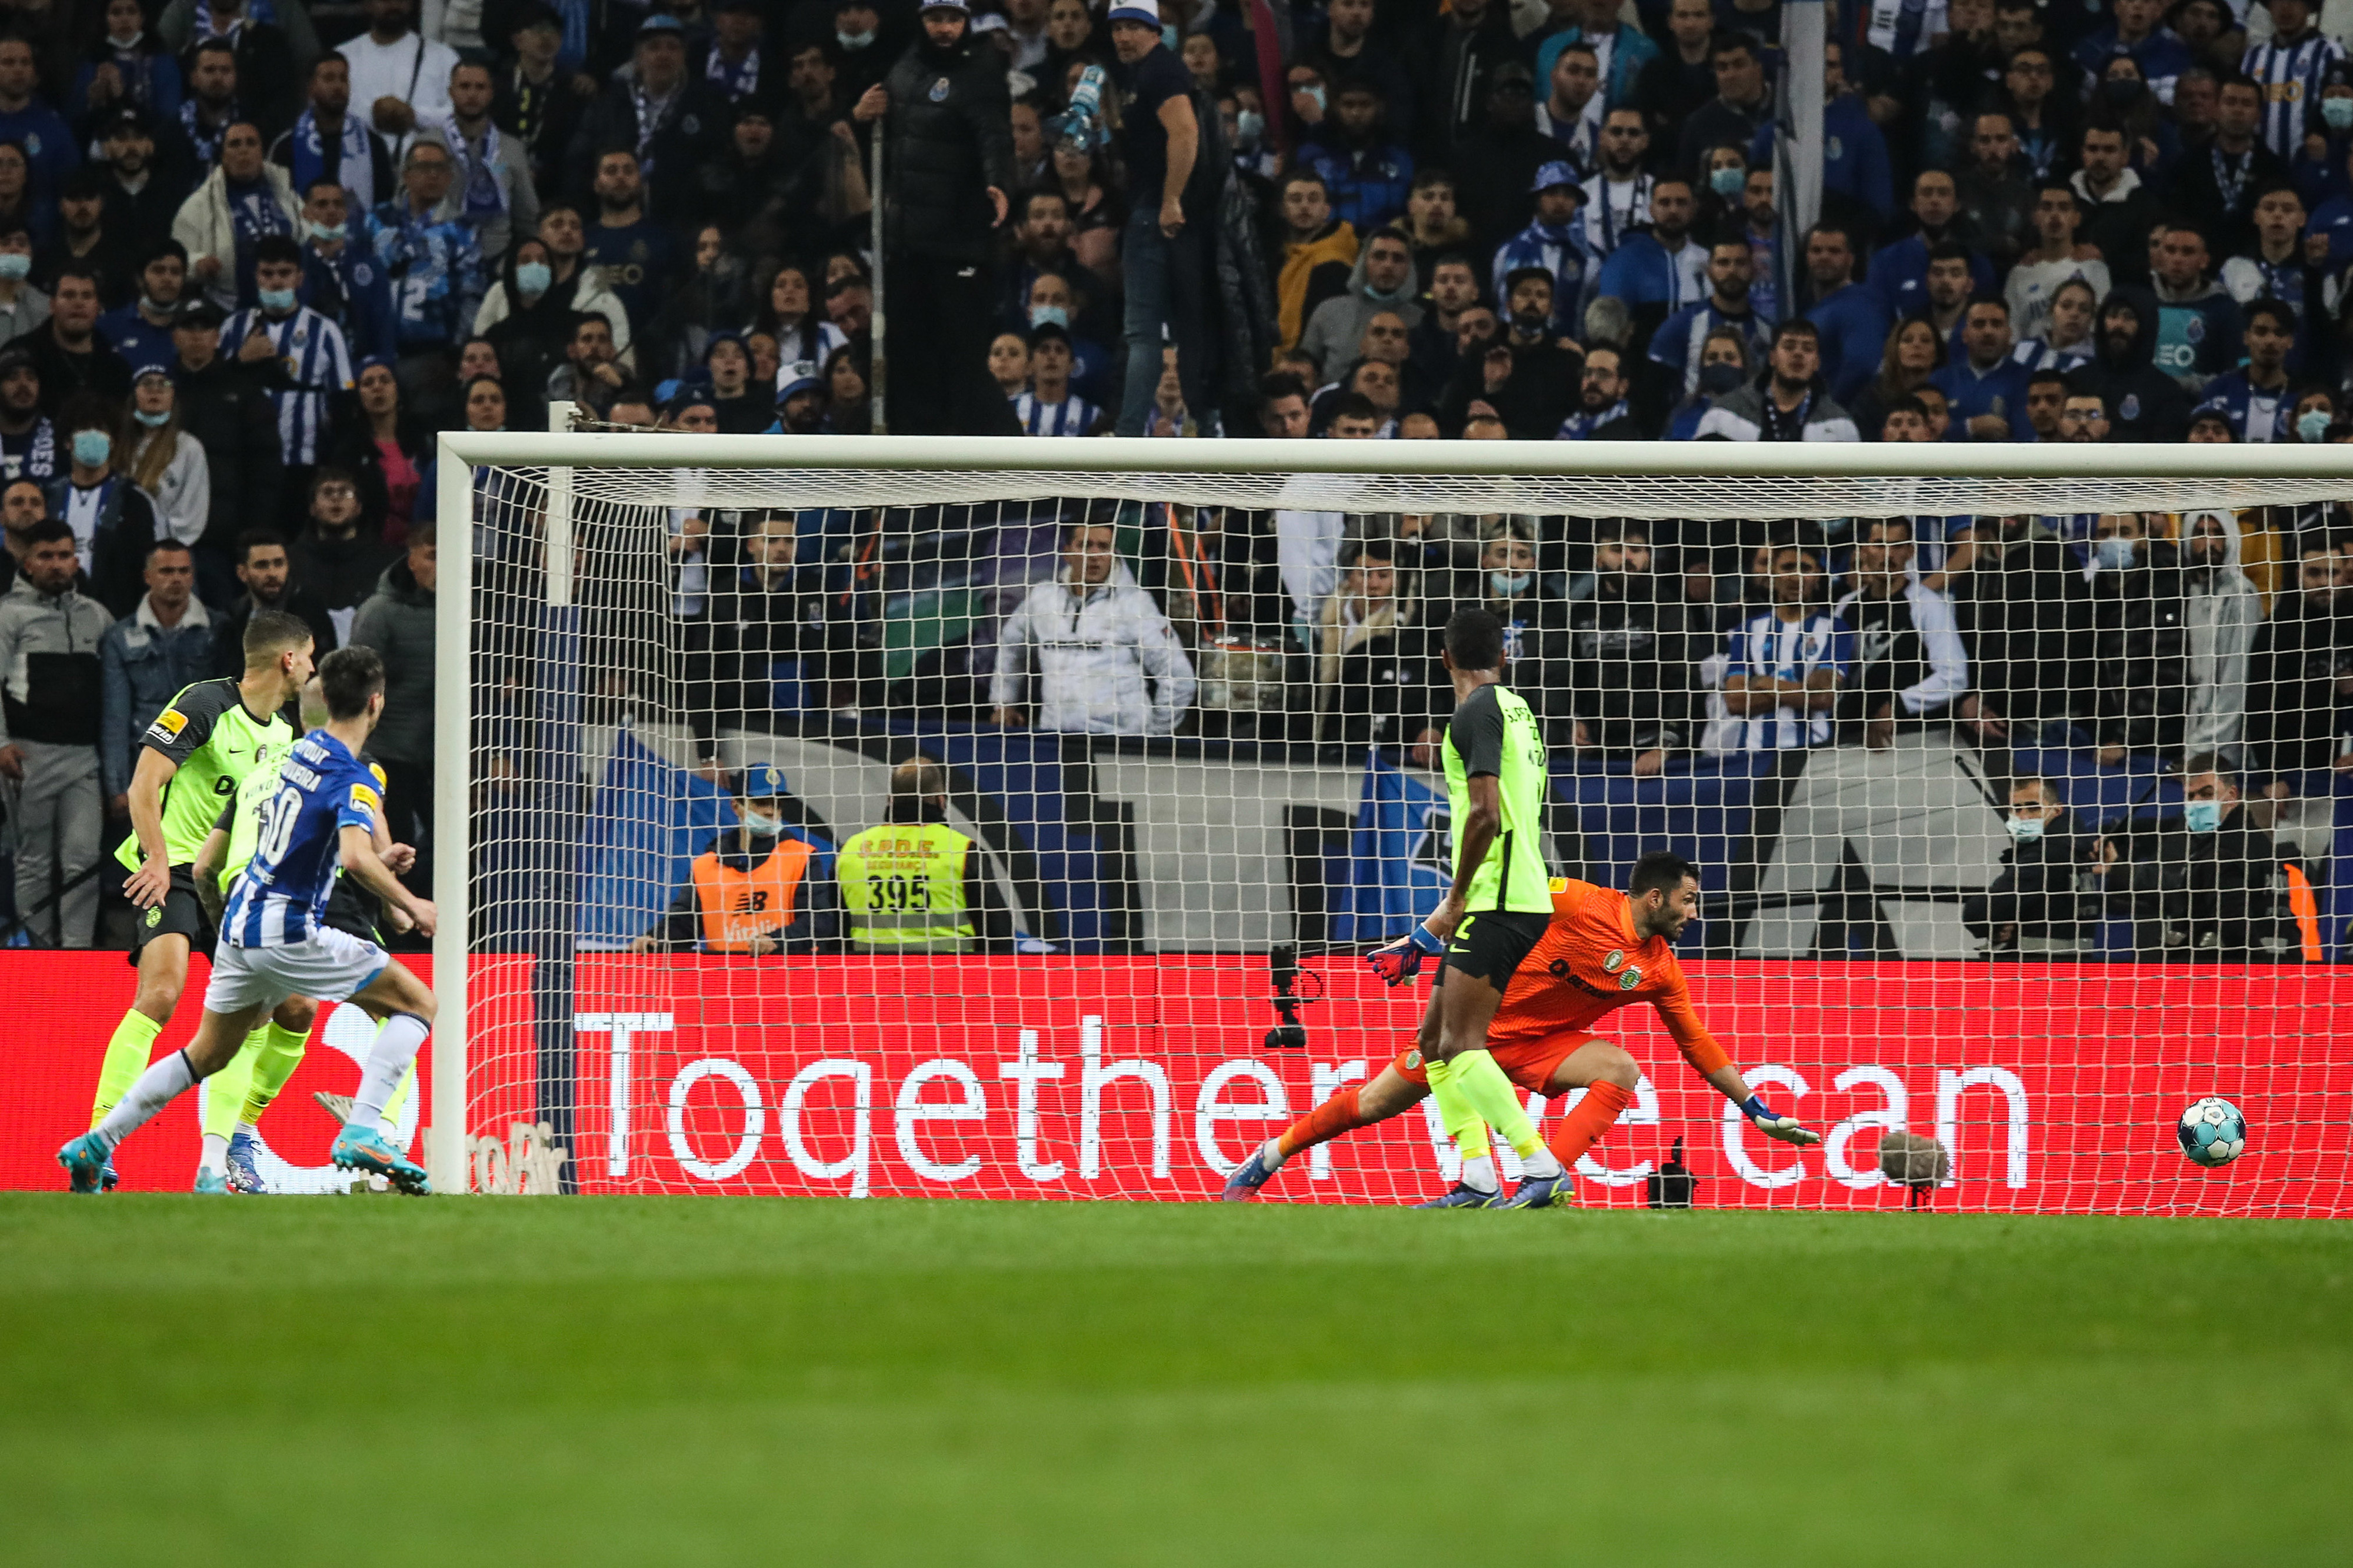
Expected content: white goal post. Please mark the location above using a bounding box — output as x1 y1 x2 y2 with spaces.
427 432 2353 1208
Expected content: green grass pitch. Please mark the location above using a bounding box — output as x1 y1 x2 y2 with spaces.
4 1197 2348 1564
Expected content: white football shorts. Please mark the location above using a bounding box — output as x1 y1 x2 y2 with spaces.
205 926 389 1016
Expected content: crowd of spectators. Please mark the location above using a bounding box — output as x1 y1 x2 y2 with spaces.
0 0 2343 958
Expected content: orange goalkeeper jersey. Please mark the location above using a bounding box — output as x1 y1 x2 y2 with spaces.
1487 878 1730 1076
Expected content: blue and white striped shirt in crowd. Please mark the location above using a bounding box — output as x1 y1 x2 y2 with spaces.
2245 30 2346 160
224 730 380 949
221 305 355 468
1722 609 1854 750
1013 391 1102 437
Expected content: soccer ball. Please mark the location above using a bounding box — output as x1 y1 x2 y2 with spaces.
2176 1097 2248 1169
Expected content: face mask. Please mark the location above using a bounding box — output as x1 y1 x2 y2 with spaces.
1709 165 1744 196
2298 408 2331 442
2093 535 2138 571
1488 569 1533 596
1699 361 1743 395
1029 303 1069 328
515 261 552 296
72 431 111 468
258 286 297 311
2005 814 2045 843
2102 77 2146 109
305 220 348 243
0 253 29 282
1298 82 1327 115
111 29 143 49
2327 96 2353 131
133 406 171 428
1162 24 1179 49
741 807 784 836
1235 109 1264 149
2183 799 2224 833
837 28 875 49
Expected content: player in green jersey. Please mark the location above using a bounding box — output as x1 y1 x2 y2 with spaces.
85 611 315 1192
191 676 418 1192
1365 608 1572 1209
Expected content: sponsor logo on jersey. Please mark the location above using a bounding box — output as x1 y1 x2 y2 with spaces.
150 707 188 740
350 783 382 815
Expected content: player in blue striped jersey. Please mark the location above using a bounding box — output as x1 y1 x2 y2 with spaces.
59 646 442 1195
2244 0 2345 159
1012 322 1102 436
225 234 356 481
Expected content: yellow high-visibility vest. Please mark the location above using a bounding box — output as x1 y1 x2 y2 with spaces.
838 820 979 952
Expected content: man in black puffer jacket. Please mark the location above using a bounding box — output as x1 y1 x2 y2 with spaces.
2085 511 2189 765
850 0 1019 436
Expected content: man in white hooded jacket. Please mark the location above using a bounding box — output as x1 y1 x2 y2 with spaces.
2181 509 2263 766
991 520 1196 736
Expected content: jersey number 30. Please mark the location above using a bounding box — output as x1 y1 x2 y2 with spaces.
255 785 304 866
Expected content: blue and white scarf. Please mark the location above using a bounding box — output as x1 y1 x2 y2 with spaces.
288 108 376 212
179 98 235 168
706 44 760 101
442 116 507 219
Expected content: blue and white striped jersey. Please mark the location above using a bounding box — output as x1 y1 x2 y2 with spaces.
2244 31 2346 159
221 305 355 468
1013 391 1101 436
1722 609 1854 750
222 730 380 949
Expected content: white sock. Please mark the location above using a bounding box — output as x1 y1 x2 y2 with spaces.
349 1015 429 1131
1460 1153 1497 1193
1259 1136 1287 1172
94 1050 198 1151
1519 1146 1563 1180
199 1132 228 1173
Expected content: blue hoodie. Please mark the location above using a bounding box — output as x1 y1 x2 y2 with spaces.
1805 281 1891 405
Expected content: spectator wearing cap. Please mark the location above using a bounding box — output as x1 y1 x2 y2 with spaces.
1012 321 1102 436
631 763 842 956
225 233 356 522
98 538 212 821
0 516 111 948
121 362 208 553
775 363 829 433
1105 0 1220 437
492 3 591 200
851 0 1021 436
1490 161 1587 336
339 0 459 159
366 139 485 398
0 348 56 486
36 171 136 309
1301 78 1416 235
94 111 178 263
566 13 732 224
6 266 132 414
0 225 48 349
172 119 302 313
269 52 397 224
72 1 188 132
169 298 286 590
1299 227 1422 388
1414 0 1520 158
42 394 157 620
992 518 1196 736
0 37 81 212
97 241 186 373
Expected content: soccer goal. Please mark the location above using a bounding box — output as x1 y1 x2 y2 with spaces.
426 431 2353 1213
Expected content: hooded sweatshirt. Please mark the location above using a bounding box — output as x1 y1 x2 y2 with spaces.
989 558 1197 737
2148 271 2244 391
1298 239 1427 386
2064 289 2192 440
2180 509 2263 762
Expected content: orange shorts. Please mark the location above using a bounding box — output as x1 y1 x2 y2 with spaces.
1390 1030 1599 1096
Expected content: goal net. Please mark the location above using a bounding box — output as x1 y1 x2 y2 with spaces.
425 433 2353 1215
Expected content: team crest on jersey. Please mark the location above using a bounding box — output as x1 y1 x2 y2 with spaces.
2120 393 2141 421
1602 949 1627 973
929 77 950 101
145 907 161 928
1618 966 1642 990
1404 1049 1422 1069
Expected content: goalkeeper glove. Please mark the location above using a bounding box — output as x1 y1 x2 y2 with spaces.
1742 1095 1822 1146
1367 924 1446 987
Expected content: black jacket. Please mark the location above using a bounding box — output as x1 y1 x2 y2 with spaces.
1947 521 2091 723
325 412 431 540
36 476 153 618
2244 590 2352 786
288 526 399 620
2102 811 2291 961
2087 541 2189 756
565 77 736 223
1441 328 1578 439
5 325 132 417
214 586 340 676
2065 289 2192 441
1964 809 2098 943
1564 578 1701 752
171 357 285 555
879 35 1014 262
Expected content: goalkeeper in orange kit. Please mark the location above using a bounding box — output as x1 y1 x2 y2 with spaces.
1222 852 1821 1206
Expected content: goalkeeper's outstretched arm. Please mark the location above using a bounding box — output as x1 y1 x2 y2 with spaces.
1701 1060 1821 1145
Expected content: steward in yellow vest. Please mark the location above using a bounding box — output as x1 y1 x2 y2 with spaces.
836 758 1016 953
631 764 839 955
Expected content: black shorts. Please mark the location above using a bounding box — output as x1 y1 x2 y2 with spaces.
126 864 212 965
1439 909 1551 986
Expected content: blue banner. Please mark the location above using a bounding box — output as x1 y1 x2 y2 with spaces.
1337 753 1451 942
